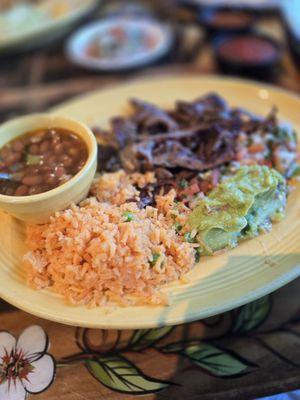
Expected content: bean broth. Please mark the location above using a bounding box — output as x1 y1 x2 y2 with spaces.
0 128 88 196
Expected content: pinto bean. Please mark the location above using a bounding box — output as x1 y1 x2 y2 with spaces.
68 147 79 157
44 173 58 186
22 175 43 186
54 166 65 178
14 185 29 196
59 154 73 168
12 140 24 152
5 152 22 166
39 166 52 174
54 143 64 155
29 144 40 155
40 140 50 153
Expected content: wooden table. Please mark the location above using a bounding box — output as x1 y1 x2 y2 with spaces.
0 2 299 399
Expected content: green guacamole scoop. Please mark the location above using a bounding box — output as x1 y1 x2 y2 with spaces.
187 165 287 255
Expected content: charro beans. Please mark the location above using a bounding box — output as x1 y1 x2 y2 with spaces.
0 128 88 196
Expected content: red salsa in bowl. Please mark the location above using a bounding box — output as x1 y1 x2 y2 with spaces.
0 127 88 196
214 34 281 80
217 36 277 64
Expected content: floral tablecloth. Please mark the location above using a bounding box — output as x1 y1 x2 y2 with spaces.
1 278 300 399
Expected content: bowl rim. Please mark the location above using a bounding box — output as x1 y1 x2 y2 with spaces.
0 113 97 204
199 7 255 31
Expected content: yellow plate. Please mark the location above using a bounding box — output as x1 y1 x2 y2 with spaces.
0 0 99 53
0 76 299 329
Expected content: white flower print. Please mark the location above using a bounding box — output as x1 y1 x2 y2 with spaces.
0 325 55 400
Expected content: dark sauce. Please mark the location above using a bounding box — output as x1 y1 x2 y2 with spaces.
217 36 277 64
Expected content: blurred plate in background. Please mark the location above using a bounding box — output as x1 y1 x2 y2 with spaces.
66 17 174 71
0 0 99 54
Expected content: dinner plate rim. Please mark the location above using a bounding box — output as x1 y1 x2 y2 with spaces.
0 74 299 329
52 73 300 113
0 261 299 329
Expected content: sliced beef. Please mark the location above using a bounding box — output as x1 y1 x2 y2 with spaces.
111 117 137 149
93 94 285 185
173 93 229 126
130 98 179 134
120 124 237 172
138 185 155 208
97 145 121 172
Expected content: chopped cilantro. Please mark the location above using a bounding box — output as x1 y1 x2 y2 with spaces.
281 130 290 140
122 211 134 222
184 232 196 243
150 253 160 267
275 128 294 142
292 130 297 143
178 179 188 189
174 222 183 232
291 165 300 178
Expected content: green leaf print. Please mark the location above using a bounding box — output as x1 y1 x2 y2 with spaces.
86 355 170 394
232 296 271 333
163 341 256 377
129 326 174 350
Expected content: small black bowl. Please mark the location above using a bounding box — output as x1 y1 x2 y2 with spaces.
198 7 255 35
180 0 279 17
287 35 300 70
214 33 282 81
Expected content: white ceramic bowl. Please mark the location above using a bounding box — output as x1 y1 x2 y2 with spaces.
0 114 97 223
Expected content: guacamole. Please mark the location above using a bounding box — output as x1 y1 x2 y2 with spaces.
188 166 287 255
